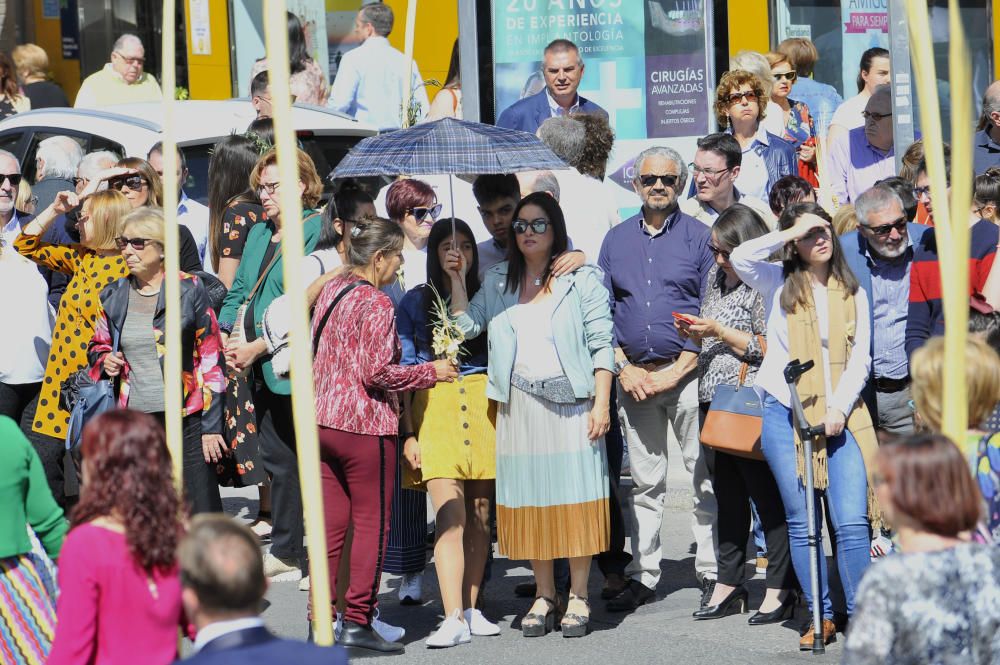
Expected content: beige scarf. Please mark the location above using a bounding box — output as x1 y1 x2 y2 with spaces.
786 277 883 531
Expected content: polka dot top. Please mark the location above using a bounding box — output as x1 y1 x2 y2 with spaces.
15 233 129 440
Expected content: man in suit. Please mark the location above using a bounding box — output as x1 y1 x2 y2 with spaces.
841 182 926 437
496 39 608 134
177 515 346 665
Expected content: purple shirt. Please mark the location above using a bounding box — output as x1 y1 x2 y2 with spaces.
597 209 712 364
827 126 897 204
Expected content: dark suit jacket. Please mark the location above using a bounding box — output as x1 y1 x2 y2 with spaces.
840 222 928 418
178 626 347 665
496 89 608 134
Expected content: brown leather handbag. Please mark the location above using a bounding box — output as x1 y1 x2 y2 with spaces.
700 336 766 460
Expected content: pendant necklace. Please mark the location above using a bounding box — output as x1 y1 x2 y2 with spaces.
533 276 542 287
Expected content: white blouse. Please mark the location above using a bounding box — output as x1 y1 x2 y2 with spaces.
729 231 871 416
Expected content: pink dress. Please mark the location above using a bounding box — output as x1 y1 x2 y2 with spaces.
47 524 183 665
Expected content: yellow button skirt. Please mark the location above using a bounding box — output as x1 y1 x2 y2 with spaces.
402 373 497 489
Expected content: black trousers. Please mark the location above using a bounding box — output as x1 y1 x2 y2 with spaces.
254 384 305 561
152 412 223 515
0 381 41 426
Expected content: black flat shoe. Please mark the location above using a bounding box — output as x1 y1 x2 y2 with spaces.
692 586 748 620
606 579 655 612
338 620 405 654
748 591 797 625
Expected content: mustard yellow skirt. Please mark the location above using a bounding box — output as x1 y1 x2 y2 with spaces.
402 373 497 489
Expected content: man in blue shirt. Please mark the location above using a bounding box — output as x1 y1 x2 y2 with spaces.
598 146 717 612
974 80 1000 176
778 38 843 139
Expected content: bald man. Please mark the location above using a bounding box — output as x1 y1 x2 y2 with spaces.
74 33 162 108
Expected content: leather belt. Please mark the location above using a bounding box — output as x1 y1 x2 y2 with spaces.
874 375 910 393
632 356 678 373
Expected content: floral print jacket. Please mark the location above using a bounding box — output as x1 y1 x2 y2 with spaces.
87 273 227 434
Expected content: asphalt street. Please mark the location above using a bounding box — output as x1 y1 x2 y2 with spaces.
221 461 844 664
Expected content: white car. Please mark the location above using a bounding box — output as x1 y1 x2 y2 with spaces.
0 100 378 203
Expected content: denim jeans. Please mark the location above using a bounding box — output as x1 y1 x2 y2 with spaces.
760 394 871 618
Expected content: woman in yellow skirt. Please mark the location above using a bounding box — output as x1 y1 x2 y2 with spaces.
398 219 499 648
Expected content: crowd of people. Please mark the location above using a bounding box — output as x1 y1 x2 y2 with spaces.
2 13 1000 665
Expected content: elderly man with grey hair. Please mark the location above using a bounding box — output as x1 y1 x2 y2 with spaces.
598 145 718 612
74 33 162 108
841 182 927 436
33 136 84 212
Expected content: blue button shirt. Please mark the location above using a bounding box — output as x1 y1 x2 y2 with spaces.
397 284 488 375
974 128 1000 176
598 210 712 364
790 76 843 138
867 246 911 379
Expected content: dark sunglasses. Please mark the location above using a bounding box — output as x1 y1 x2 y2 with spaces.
862 110 891 121
638 173 678 188
512 218 550 235
110 175 147 191
864 217 907 237
772 71 797 82
115 236 155 250
727 90 758 105
0 173 22 187
410 203 442 222
708 245 731 259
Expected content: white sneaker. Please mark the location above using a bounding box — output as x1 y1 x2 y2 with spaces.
373 609 406 642
425 611 471 648
298 575 310 591
398 572 423 604
464 608 500 636
262 552 300 578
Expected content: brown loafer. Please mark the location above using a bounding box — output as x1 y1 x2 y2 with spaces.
600 573 628 600
799 619 837 651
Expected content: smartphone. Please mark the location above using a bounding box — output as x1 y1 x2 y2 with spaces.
672 311 696 325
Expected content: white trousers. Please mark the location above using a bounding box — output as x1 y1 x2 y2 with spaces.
618 369 717 588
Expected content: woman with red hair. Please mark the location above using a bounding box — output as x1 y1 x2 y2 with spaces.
48 410 187 665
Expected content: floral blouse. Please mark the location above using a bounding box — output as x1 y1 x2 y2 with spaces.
843 543 1000 665
218 200 266 262
778 98 817 149
696 265 766 404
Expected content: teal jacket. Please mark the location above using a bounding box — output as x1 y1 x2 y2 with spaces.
457 263 615 403
219 210 321 394
0 416 67 560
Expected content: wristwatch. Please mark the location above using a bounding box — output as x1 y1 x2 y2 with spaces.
613 358 631 375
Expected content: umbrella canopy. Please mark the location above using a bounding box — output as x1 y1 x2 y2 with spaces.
332 117 568 178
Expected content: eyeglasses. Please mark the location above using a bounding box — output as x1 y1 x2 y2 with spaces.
708 245 731 259
72 176 88 188
258 181 281 196
114 52 145 66
638 173 679 188
863 216 907 237
115 236 154 250
512 218 550 234
862 110 892 121
726 90 758 105
0 173 22 187
772 71 797 82
689 163 730 178
913 185 932 200
409 203 442 222
110 175 147 191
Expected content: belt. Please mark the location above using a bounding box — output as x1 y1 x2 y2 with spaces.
632 356 678 373
874 375 910 393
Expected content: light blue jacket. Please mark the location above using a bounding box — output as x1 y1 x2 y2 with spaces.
456 262 615 403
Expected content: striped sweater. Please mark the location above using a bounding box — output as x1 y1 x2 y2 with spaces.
905 219 998 356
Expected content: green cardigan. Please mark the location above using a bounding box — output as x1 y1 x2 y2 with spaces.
0 416 67 560
219 210 322 394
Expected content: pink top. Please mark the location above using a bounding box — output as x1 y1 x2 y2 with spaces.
48 523 183 665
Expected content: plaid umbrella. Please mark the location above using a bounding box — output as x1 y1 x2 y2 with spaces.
332 117 568 178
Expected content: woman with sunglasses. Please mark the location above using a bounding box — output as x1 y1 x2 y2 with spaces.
15 190 131 445
729 201 877 650
675 204 797 623
764 52 818 187
447 192 614 639
85 207 225 514
715 70 796 202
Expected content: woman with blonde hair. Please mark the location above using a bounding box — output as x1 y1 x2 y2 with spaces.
15 178 38 214
11 44 70 109
16 190 131 444
910 336 1000 542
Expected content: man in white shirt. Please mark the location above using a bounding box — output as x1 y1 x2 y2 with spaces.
328 4 429 131
0 151 24 251
682 132 776 228
147 142 211 266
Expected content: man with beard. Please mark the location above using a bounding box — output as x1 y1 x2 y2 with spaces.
841 183 926 436
827 84 897 205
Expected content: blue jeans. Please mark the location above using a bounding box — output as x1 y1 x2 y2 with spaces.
760 394 870 618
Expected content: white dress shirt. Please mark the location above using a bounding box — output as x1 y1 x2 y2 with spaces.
328 36 430 131
1 210 22 250
552 169 620 261
192 617 266 653
177 191 210 267
0 251 54 384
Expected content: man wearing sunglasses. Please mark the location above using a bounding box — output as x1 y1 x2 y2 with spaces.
148 143 210 266
827 85 899 205
598 146 718 612
841 184 927 438
74 34 162 109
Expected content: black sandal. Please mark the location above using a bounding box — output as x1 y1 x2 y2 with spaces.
561 595 590 638
522 596 556 637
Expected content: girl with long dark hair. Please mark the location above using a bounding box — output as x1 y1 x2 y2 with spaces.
427 40 462 120
730 201 876 650
208 134 265 286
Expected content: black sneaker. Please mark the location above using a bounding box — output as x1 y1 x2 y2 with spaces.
700 578 717 609
338 620 405 654
606 579 655 612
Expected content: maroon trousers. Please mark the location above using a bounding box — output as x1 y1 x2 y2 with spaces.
318 426 397 626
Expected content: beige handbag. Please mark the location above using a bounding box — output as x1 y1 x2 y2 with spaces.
229 250 281 377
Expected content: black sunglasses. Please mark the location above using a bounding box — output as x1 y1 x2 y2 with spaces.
862 110 892 121
638 173 679 188
116 236 155 250
708 245 731 259
512 218 550 235
772 71 797 82
110 175 147 191
0 173 22 187
864 217 907 237
410 203 442 222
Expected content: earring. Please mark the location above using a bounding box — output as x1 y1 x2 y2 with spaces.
160 254 165 260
